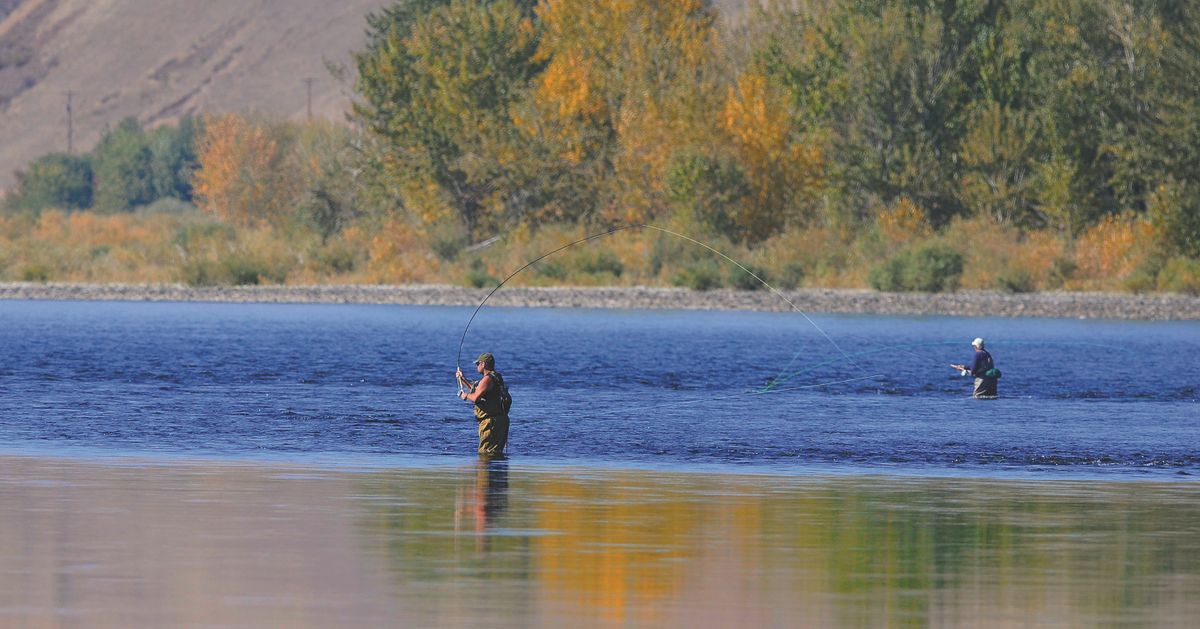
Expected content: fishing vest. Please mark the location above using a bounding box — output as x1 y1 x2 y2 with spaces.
473 371 511 420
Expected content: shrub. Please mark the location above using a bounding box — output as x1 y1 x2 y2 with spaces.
179 259 224 286
868 243 963 292
222 254 281 285
774 261 806 290
672 261 723 291
577 250 624 277
7 153 94 212
466 268 500 288
1155 257 1200 295
313 240 361 274
20 264 51 282
995 268 1035 293
731 263 768 291
1149 180 1200 259
533 260 567 280
1048 257 1076 288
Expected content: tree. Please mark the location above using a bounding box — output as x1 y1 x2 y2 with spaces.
5 153 93 213
192 113 295 226
92 117 156 212
530 0 722 225
147 115 201 202
720 71 825 240
353 0 541 243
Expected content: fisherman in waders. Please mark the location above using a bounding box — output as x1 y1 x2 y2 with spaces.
456 352 510 457
951 337 1000 399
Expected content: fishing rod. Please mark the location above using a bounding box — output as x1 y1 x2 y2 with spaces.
455 223 861 372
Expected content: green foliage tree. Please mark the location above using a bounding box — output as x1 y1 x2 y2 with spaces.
665 153 749 239
1148 179 1200 259
352 0 541 243
6 153 93 213
147 115 201 202
92 117 157 212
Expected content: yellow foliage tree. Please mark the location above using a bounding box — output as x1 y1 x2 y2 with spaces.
193 113 295 227
531 0 721 223
720 72 825 241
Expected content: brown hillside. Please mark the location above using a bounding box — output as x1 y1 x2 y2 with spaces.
0 0 752 194
0 0 393 191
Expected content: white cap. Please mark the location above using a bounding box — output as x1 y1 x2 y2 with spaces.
972 337 985 348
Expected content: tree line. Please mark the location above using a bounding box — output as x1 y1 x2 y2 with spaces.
3 0 1199 292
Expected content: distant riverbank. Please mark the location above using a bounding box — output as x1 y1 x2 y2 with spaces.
1 282 1198 320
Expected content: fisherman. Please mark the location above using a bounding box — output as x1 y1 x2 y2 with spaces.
951 337 999 399
456 352 510 457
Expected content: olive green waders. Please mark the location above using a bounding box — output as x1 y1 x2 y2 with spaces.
476 414 509 456
973 376 998 399
472 371 510 456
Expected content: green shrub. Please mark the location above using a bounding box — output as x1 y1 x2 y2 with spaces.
731 264 768 291
179 259 223 286
7 153 94 212
1156 257 1200 295
222 255 269 285
577 250 624 277
1122 254 1166 293
672 261 723 291
774 261 806 290
995 268 1035 293
534 260 567 280
20 264 51 282
868 243 963 292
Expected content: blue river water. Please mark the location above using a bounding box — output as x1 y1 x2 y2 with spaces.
0 299 1196 478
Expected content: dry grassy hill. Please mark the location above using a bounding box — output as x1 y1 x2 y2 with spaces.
0 0 394 191
0 0 752 194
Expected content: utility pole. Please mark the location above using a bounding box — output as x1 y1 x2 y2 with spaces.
66 90 74 153
304 77 314 120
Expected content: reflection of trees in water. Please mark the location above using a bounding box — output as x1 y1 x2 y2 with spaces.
354 461 526 588
355 468 1200 625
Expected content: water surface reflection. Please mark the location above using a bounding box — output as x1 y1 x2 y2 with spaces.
3 455 1198 627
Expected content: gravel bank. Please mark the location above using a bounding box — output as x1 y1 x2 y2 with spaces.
1 282 1198 320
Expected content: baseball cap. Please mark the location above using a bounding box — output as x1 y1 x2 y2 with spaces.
972 338 985 348
474 352 495 365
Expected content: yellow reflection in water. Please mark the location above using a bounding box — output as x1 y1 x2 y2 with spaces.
531 472 704 625
6 455 1199 628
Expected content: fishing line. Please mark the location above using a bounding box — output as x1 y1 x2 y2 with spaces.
583 373 886 418
456 223 861 372
762 340 1133 391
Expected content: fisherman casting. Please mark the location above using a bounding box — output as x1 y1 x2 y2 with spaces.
951 337 1001 399
456 352 511 456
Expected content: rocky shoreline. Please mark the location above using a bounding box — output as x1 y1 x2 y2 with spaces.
1 282 1198 320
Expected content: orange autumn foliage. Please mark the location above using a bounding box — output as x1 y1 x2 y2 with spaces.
721 72 826 240
193 113 293 227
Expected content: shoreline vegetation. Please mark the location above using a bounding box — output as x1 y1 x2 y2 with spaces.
3 282 1198 321
5 2 1200 297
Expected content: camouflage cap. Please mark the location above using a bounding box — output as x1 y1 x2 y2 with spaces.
474 352 495 366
